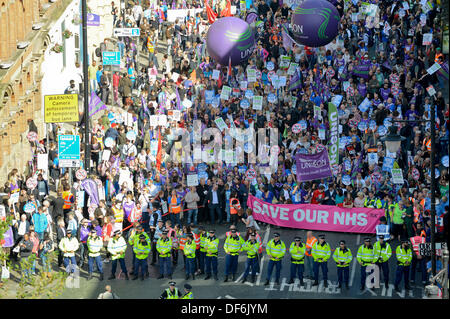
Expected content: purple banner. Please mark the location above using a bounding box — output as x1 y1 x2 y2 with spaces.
246 12 258 24
81 178 100 206
2 226 14 247
87 13 100 26
295 149 332 182
352 63 371 79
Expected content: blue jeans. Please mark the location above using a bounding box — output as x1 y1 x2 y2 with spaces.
243 257 259 278
111 258 127 276
209 204 222 224
63 256 77 273
187 209 198 225
313 261 328 281
410 257 427 282
225 254 239 276
159 256 172 275
21 257 32 277
205 255 218 275
79 243 88 264
88 255 103 274
266 259 282 282
41 254 51 273
337 267 349 285
290 263 304 281
135 258 148 277
395 265 410 288
185 257 196 275
305 255 314 278
198 251 206 273
36 232 44 241
225 203 230 222
170 213 181 227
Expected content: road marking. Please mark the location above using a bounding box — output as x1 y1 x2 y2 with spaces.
256 225 271 286
225 294 236 299
349 234 360 287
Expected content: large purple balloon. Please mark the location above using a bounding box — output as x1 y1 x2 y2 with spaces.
206 17 256 66
290 0 340 47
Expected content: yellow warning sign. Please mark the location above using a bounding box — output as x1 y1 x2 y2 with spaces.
44 94 79 123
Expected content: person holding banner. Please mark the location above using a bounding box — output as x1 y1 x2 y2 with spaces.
311 234 331 287
264 233 286 286
288 236 306 286
332 240 352 290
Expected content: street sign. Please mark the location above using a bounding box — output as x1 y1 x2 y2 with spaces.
113 28 140 37
58 135 80 168
102 51 121 65
419 242 448 257
44 94 79 123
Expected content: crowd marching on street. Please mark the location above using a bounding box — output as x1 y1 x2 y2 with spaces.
0 0 448 299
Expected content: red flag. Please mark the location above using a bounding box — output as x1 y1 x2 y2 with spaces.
206 2 217 24
221 0 232 17
156 127 162 170
227 55 232 82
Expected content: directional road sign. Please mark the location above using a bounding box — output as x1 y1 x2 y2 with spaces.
113 28 140 37
102 51 121 65
58 135 80 161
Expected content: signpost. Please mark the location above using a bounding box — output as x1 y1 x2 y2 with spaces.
102 51 121 107
44 94 79 123
113 28 140 68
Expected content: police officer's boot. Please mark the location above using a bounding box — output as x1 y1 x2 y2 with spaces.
192 274 195 280
108 274 116 280
232 274 236 281
345 282 349 290
99 273 104 281
214 274 219 281
300 279 305 287
338 282 342 289
168 274 172 279
395 285 401 293
141 274 145 281
87 273 93 281
405 283 412 290
288 278 294 284
157 274 164 279
242 276 247 283
312 280 319 286
275 279 280 285
145 271 149 278
185 274 190 280
360 284 365 291
204 273 211 280
224 275 229 282
251 275 256 283
264 280 270 286
323 280 328 288
385 282 389 289
132 275 139 280
124 273 129 280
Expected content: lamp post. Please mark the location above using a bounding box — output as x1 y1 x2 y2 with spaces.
381 110 438 276
81 0 90 173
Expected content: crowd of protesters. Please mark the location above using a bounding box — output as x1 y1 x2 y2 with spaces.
0 0 448 290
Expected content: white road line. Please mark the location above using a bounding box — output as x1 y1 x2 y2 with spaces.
256 225 271 286
349 234 360 287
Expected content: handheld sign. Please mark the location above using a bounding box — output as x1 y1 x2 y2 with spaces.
292 123 302 133
76 169 88 181
26 178 37 190
246 169 256 180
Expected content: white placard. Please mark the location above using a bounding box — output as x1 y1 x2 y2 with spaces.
225 150 234 163
193 147 202 160
287 63 298 75
102 149 111 161
240 81 248 90
171 110 181 122
171 72 180 82
422 33 432 45
391 169 404 184
253 96 263 110
247 69 257 82
10 192 19 204
427 62 441 75
368 152 378 165
182 99 192 108
212 70 220 80
158 115 167 126
186 174 199 187
37 153 48 171
150 115 158 127
215 117 228 131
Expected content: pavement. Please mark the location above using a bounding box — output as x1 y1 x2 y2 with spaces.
56 222 429 299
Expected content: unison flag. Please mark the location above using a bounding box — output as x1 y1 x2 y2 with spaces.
288 69 302 91
88 90 107 117
295 149 333 182
436 61 449 81
328 102 339 171
282 24 295 52
352 63 371 79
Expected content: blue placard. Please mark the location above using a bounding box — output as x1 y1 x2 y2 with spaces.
197 163 208 172
205 90 215 104
331 95 343 107
198 171 209 181
102 51 121 65
240 99 250 109
342 175 351 185
358 97 372 113
58 135 80 160
369 120 377 131
267 93 277 103
299 120 308 130
382 157 395 172
266 61 274 71
212 94 220 108
441 155 449 168
383 117 392 128
377 125 387 136
358 121 368 131
245 90 254 99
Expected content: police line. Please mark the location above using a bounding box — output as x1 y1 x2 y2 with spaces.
247 195 384 234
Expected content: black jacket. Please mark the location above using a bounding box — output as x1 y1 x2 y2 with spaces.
19 239 33 258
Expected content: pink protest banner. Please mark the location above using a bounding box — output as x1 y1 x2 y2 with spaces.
247 195 384 234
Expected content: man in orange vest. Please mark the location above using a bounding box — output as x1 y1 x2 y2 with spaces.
62 184 74 225
409 230 427 285
305 231 317 279
230 194 241 226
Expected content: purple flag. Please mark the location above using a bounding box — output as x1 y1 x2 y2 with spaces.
1 226 14 247
89 90 107 117
282 24 295 52
288 69 302 91
246 12 258 24
436 61 449 81
81 178 100 206
175 87 182 110
87 13 100 26
295 149 333 182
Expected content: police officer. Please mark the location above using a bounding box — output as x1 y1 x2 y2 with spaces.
373 234 392 288
107 230 129 280
183 233 197 280
160 281 179 299
181 284 194 299
333 240 352 289
58 229 79 273
87 229 104 281
133 234 151 280
312 234 331 287
197 226 207 275
241 232 260 283
357 237 376 290
264 233 286 286
224 228 244 282
364 191 382 208
204 229 219 280
288 236 306 286
394 239 413 292
151 219 164 265
129 225 150 277
156 230 173 279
